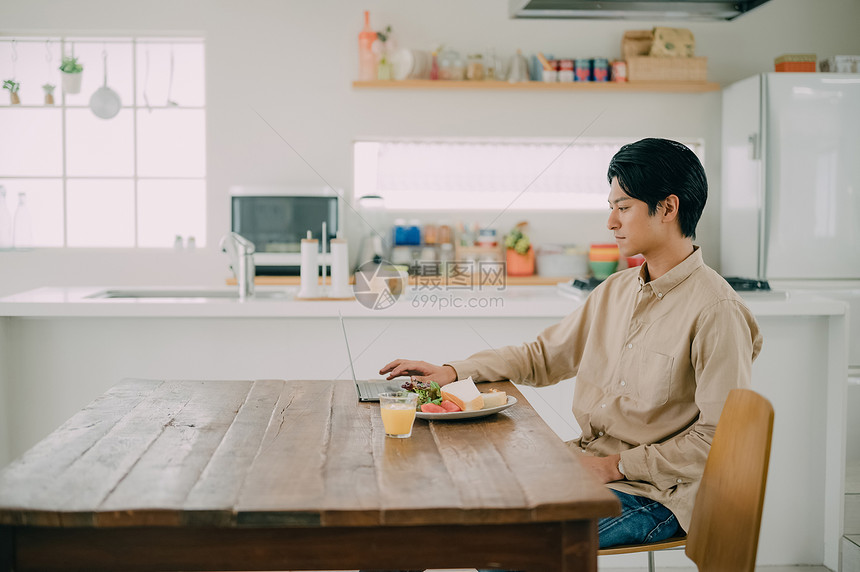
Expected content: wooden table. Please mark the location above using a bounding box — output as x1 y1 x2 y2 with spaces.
0 379 619 571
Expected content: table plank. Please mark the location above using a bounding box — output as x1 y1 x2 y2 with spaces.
483 386 618 521
0 379 164 526
183 379 286 525
95 380 255 526
318 380 381 526
428 409 532 524
235 380 334 525
49 380 204 526
369 391 464 526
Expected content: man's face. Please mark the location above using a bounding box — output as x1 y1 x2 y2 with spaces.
606 177 664 259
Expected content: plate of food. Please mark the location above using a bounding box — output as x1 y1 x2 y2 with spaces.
402 377 516 420
416 395 517 420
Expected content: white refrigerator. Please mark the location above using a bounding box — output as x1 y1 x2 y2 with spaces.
721 72 860 282
722 74 860 476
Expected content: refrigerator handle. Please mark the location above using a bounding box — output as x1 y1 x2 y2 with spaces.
748 132 761 160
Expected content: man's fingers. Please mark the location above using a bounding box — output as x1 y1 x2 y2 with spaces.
379 359 406 374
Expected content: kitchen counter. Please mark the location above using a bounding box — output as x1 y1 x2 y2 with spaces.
0 284 847 318
0 285 849 570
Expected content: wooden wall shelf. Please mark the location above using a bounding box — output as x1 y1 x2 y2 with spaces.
352 79 721 93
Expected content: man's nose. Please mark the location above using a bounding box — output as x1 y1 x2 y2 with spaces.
607 211 618 230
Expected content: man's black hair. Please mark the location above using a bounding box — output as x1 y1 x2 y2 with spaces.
607 138 707 239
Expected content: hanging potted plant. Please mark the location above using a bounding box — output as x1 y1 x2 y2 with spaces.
505 221 535 276
3 80 20 105
59 55 83 94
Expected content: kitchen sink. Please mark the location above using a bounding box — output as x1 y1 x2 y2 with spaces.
86 289 290 300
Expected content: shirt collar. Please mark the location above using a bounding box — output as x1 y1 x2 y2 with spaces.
640 246 704 299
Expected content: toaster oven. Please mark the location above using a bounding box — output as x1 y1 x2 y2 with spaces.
229 185 341 275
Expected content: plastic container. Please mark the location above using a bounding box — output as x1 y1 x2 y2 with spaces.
406 219 421 245
536 245 588 277
393 218 408 245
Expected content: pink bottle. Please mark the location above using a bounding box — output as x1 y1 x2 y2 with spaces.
358 11 377 81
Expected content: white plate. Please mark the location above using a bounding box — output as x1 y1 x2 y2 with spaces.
416 396 517 420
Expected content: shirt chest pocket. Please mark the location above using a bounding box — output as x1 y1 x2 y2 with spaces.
621 348 674 407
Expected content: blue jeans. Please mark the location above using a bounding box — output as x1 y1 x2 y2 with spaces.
476 490 682 571
598 489 682 548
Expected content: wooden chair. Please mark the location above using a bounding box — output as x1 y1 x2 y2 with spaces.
599 388 775 572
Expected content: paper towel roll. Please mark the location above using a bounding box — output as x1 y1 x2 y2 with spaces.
329 238 353 298
298 237 320 298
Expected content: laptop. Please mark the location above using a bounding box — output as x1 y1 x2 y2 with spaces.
339 313 403 401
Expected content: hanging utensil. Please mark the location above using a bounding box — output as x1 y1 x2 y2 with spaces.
166 46 178 106
89 50 121 119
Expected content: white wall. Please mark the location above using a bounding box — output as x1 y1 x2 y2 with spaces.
1 0 859 296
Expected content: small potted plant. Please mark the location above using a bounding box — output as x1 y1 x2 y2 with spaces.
59 55 83 94
42 83 55 105
3 80 20 105
505 221 535 276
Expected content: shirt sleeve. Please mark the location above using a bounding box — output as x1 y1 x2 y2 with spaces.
619 299 763 489
446 289 601 387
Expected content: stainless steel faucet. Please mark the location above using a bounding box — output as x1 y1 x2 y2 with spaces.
219 232 256 299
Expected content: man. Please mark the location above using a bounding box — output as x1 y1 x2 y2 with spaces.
380 138 763 549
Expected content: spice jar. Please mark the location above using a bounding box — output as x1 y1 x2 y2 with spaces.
466 54 485 80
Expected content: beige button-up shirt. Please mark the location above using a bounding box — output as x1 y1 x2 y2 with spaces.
447 248 762 531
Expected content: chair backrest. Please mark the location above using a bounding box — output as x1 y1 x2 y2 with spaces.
685 388 774 572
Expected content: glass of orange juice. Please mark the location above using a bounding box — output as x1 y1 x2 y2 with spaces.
379 391 419 438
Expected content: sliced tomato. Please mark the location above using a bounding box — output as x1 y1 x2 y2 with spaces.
420 403 446 413
440 400 461 412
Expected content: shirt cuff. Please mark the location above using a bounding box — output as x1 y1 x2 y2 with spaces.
443 360 477 382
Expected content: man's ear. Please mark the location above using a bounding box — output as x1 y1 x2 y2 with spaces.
660 194 681 223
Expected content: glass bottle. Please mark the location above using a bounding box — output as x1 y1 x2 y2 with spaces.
0 186 12 248
12 192 33 248
358 11 377 81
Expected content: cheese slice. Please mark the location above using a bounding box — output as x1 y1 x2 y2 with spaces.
481 390 507 409
441 377 484 412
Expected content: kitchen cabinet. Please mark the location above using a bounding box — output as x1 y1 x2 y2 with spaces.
352 79 720 93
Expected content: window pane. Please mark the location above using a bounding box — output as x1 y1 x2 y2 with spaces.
0 179 64 247
354 139 704 211
65 108 135 176
137 109 205 177
137 179 206 247
66 179 134 247
135 41 205 107
0 109 63 176
0 39 63 106
61 41 134 108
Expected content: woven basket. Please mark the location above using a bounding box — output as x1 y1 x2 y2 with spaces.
622 30 654 60
627 56 707 82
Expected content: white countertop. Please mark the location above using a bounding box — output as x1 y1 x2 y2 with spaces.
0 285 847 318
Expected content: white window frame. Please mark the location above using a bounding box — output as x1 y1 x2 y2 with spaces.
354 137 705 211
0 35 206 249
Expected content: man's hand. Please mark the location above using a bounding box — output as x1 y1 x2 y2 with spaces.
578 453 624 484
379 359 458 386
